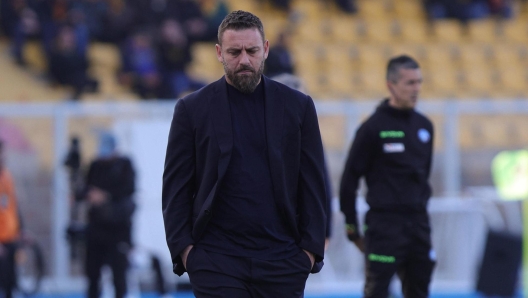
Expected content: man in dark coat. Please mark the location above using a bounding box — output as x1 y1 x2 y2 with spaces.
162 10 327 298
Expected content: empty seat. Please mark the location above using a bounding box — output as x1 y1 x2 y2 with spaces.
496 65 527 93
325 68 355 97
292 19 331 43
388 44 427 61
456 44 493 70
292 0 328 21
361 19 399 43
423 44 457 70
461 66 498 95
431 20 464 43
398 19 432 43
467 19 499 43
357 0 390 19
328 16 361 44
391 0 426 19
499 19 528 43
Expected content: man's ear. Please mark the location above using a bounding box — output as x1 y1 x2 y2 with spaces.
215 44 223 63
387 80 394 95
263 40 269 59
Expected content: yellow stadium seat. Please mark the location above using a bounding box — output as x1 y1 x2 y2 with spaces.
292 0 328 21
391 0 426 19
328 16 361 44
299 72 329 98
261 17 290 43
323 45 356 71
326 68 355 97
456 44 493 70
497 65 527 93
462 66 498 94
388 44 427 62
500 19 528 43
467 19 499 43
422 44 456 69
426 67 460 95
491 43 522 66
431 19 464 43
355 70 387 98
292 19 330 43
355 44 390 71
398 20 432 43
223 0 258 12
357 0 390 19
291 43 326 73
361 19 398 43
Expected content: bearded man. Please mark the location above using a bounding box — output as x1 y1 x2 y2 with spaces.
162 10 328 298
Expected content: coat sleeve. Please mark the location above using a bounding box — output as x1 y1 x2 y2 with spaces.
162 99 196 276
297 97 327 266
339 122 375 240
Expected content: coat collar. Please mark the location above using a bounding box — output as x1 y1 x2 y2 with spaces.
210 76 284 179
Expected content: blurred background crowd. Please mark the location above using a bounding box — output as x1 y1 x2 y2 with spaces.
0 0 525 102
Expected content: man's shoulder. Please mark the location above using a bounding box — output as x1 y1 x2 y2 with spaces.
179 78 222 105
413 110 434 128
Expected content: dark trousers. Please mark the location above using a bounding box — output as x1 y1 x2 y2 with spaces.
0 242 16 298
187 247 312 298
85 238 129 298
363 211 436 298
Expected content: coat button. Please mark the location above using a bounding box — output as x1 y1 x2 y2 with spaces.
204 209 211 216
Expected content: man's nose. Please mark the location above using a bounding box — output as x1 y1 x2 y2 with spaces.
239 51 251 65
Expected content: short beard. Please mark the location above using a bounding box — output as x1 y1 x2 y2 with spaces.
223 59 264 94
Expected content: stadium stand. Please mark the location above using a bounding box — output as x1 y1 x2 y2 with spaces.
1 0 526 102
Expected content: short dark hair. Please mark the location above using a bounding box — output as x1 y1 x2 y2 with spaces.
217 10 265 45
386 55 420 82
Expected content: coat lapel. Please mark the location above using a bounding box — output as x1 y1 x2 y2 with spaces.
263 77 286 211
264 76 284 163
211 77 233 179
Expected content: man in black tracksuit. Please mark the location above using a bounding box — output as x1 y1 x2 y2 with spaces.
83 133 136 298
340 55 436 298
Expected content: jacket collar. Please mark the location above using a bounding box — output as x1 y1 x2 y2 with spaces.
210 76 283 179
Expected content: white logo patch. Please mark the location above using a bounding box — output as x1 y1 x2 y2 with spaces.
383 143 405 153
418 128 430 143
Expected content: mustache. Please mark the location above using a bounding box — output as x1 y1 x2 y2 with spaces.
236 66 255 73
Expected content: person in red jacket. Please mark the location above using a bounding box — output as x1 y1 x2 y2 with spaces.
0 140 23 298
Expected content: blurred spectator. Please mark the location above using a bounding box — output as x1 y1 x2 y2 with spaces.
82 132 136 298
334 0 357 14
119 30 161 99
157 19 205 99
0 0 23 37
168 0 208 42
488 0 514 17
196 0 229 42
9 0 76 66
423 0 512 21
0 140 23 298
48 25 98 100
264 31 294 78
70 0 108 41
99 0 135 44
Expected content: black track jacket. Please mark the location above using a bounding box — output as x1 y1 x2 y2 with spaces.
340 99 434 238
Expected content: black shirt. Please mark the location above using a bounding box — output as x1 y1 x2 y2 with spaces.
198 80 297 259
